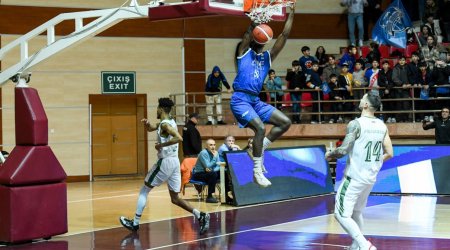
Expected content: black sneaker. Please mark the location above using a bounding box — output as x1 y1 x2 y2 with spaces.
205 196 218 203
198 212 210 235
217 120 227 125
206 121 213 125
119 216 139 232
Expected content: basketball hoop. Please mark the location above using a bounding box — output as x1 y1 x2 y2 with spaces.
244 0 295 23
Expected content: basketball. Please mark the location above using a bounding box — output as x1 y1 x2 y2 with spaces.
252 24 273 44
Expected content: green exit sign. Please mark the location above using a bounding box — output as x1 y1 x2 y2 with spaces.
101 71 136 94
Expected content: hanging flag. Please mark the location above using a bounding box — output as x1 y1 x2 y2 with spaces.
372 0 412 49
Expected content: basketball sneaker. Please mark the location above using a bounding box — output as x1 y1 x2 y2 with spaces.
361 241 377 250
253 168 271 187
119 216 139 232
198 212 210 235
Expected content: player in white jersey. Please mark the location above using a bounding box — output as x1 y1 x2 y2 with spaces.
120 98 210 235
325 92 393 250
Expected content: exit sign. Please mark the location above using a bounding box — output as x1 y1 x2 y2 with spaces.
101 71 136 94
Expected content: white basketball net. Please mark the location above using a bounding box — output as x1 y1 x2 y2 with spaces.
246 0 295 24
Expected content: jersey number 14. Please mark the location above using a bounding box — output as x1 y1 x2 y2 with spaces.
364 141 382 162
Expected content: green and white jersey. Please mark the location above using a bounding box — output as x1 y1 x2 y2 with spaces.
345 116 387 184
157 119 178 159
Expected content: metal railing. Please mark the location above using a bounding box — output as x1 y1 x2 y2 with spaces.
169 85 450 124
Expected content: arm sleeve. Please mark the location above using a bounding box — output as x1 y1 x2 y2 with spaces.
327 120 360 159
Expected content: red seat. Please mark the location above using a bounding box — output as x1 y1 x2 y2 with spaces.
405 44 419 57
301 92 313 107
361 46 370 58
379 45 390 59
282 93 292 107
389 46 405 57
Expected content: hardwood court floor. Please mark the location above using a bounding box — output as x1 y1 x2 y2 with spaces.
1 180 450 249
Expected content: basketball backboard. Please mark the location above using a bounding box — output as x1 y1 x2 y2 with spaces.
202 0 287 21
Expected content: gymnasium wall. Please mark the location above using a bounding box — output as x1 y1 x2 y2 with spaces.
0 1 351 178
1 35 184 176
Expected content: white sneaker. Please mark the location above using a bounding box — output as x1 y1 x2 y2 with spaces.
391 117 397 123
253 168 271 187
358 39 363 47
360 241 377 250
310 120 318 124
429 116 434 122
337 117 344 123
329 119 335 124
386 117 392 123
424 116 429 122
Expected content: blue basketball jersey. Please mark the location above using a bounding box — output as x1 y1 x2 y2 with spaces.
233 49 271 95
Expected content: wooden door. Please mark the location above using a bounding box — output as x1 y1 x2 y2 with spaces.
91 96 138 176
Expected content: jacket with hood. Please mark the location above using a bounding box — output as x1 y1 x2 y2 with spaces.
205 66 231 95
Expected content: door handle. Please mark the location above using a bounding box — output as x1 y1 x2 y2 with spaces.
112 134 117 143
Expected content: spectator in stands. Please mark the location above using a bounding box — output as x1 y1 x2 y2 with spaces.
407 52 423 121
421 35 441 68
423 0 440 23
328 74 346 123
193 139 220 203
441 0 450 42
315 46 327 76
417 62 434 120
243 138 253 151
364 59 381 96
337 63 355 121
306 61 323 123
340 45 358 73
392 56 413 122
205 66 231 125
418 25 434 46
424 14 443 42
422 106 450 144
340 0 368 47
365 42 381 68
286 60 305 124
299 46 316 74
431 59 450 108
265 69 285 109
218 135 241 162
323 55 342 83
352 59 367 101
182 113 202 157
363 0 382 42
378 60 395 122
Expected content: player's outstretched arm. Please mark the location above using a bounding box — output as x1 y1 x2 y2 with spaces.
382 131 393 162
270 3 295 61
237 22 257 57
325 120 360 160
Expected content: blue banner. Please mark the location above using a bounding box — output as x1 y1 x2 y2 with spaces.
372 0 412 48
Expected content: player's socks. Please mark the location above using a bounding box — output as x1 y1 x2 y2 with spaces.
193 209 201 219
253 157 271 187
354 234 368 249
262 137 272 151
133 214 141 226
261 138 272 173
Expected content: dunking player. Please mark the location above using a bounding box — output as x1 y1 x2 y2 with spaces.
119 98 210 234
230 3 295 187
325 92 393 250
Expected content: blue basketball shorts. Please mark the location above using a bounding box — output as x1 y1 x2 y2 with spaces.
230 91 275 128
